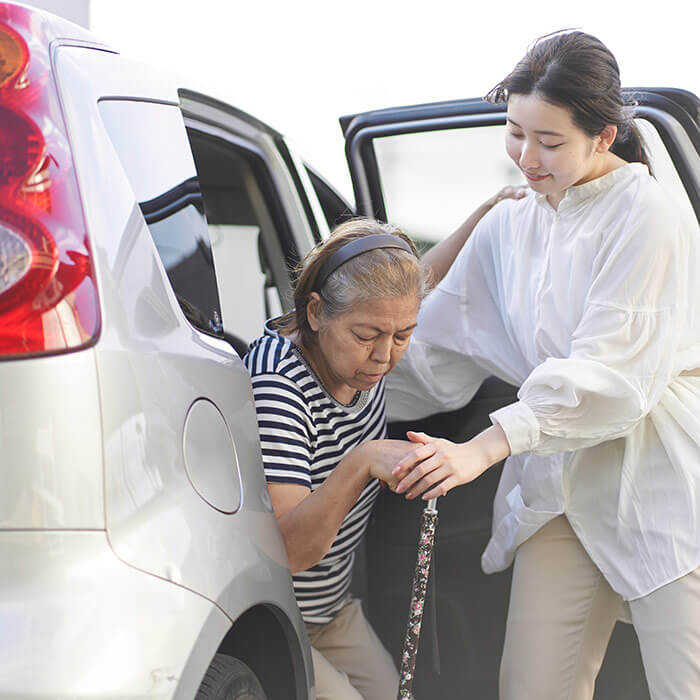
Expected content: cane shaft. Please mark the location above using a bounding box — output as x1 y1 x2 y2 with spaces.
397 506 438 700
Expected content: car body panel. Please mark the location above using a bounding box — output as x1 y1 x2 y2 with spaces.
0 350 103 529
0 530 231 699
53 39 299 617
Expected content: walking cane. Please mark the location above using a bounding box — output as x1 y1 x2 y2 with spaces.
397 497 439 700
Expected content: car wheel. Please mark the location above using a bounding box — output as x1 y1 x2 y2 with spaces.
195 654 268 700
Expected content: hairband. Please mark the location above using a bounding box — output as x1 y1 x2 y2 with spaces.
313 233 414 291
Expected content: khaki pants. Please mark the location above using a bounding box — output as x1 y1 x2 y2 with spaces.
500 515 700 700
306 598 399 700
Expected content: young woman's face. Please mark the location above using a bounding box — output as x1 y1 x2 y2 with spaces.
307 294 420 403
505 93 612 207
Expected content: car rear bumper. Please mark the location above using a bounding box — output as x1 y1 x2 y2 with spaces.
0 530 229 699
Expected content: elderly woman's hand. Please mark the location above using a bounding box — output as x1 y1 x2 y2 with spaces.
360 439 429 492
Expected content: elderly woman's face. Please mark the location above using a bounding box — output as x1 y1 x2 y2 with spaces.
307 294 420 404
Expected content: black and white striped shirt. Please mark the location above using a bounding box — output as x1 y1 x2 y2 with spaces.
244 325 385 623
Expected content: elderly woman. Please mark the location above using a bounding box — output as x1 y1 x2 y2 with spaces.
243 207 520 700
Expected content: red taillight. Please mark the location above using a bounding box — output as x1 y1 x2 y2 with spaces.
0 4 99 358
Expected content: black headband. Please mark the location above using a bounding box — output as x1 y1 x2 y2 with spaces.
313 233 414 292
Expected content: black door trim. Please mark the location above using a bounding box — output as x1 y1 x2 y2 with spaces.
343 89 700 221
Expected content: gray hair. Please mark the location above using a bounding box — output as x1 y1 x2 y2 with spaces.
275 218 433 346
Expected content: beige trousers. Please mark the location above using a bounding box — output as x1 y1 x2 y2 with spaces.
306 598 400 700
500 515 700 700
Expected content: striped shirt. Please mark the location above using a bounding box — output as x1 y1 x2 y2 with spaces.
244 324 385 623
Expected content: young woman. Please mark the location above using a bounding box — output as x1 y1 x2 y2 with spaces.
388 31 700 700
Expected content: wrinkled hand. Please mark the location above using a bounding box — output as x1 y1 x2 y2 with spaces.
391 430 500 500
361 439 428 492
485 184 528 209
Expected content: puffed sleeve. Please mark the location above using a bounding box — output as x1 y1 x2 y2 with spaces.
490 187 687 456
387 203 529 421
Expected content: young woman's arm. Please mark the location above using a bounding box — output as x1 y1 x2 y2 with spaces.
421 185 526 285
393 183 691 499
269 439 421 573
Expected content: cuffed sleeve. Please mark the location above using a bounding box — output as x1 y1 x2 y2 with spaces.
517 305 676 455
490 400 540 454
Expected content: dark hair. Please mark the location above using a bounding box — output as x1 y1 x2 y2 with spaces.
274 218 432 348
486 31 650 169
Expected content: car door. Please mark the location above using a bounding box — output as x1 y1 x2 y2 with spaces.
342 88 700 699
178 91 331 354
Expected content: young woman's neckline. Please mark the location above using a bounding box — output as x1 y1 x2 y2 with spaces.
542 161 648 212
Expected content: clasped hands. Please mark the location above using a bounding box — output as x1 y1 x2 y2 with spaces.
364 425 511 501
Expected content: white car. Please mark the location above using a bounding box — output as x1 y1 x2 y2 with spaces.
1 2 698 699
0 4 317 699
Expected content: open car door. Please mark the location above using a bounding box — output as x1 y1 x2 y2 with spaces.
342 88 700 699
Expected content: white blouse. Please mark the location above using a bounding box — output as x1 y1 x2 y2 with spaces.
387 163 700 600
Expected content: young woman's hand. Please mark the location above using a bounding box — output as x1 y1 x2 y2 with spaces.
358 439 428 491
391 425 511 500
422 185 528 285
484 184 528 209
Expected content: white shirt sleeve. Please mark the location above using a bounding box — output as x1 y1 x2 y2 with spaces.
491 191 686 456
387 204 524 421
385 295 490 421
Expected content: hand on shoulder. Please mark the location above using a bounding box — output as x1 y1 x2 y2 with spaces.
484 184 528 210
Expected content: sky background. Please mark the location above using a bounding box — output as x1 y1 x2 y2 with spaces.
33 0 699 203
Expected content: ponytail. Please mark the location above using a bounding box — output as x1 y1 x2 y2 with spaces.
610 119 651 170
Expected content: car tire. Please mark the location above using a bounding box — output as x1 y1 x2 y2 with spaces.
195 654 268 700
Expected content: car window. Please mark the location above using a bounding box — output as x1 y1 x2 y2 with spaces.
372 119 696 248
373 124 521 248
98 99 223 337
635 118 697 224
305 165 355 233
185 131 292 347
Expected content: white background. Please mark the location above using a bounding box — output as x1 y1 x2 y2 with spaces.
36 0 698 204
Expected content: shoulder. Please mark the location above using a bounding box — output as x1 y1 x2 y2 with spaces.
248 370 315 439
606 167 683 249
623 165 672 203
478 190 537 229
447 191 537 282
611 165 675 220
244 332 316 408
244 330 302 379
473 190 539 250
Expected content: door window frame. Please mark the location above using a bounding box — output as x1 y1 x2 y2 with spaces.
182 120 300 317
344 90 700 221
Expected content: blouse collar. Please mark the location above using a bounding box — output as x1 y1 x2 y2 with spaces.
535 162 649 214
